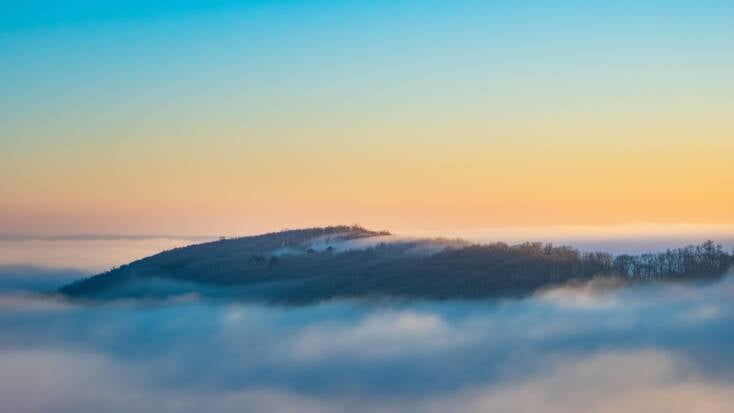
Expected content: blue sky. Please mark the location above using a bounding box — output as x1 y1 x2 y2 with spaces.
2 1 733 234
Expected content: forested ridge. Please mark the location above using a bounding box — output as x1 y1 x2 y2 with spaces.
59 226 734 303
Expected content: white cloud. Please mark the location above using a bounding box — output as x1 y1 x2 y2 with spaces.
286 310 477 362
2 349 732 413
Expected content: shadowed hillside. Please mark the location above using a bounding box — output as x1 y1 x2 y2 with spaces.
59 226 734 303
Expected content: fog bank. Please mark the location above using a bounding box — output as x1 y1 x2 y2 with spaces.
1 272 733 412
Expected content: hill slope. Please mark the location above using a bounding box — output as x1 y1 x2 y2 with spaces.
59 226 733 303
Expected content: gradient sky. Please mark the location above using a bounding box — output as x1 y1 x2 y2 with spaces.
1 0 733 236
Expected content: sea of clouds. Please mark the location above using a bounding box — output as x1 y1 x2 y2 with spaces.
1 236 733 412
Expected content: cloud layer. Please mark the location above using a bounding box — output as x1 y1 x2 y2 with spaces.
1 273 734 412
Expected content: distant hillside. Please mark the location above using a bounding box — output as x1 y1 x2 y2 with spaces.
59 226 734 303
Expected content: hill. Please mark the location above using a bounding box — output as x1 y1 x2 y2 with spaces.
59 226 733 303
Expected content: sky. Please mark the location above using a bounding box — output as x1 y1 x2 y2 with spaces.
2 0 733 236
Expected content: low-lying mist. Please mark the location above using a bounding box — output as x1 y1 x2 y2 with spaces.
2 268 734 412
0 236 205 273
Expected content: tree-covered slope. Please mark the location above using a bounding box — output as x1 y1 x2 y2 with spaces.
59 226 733 303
